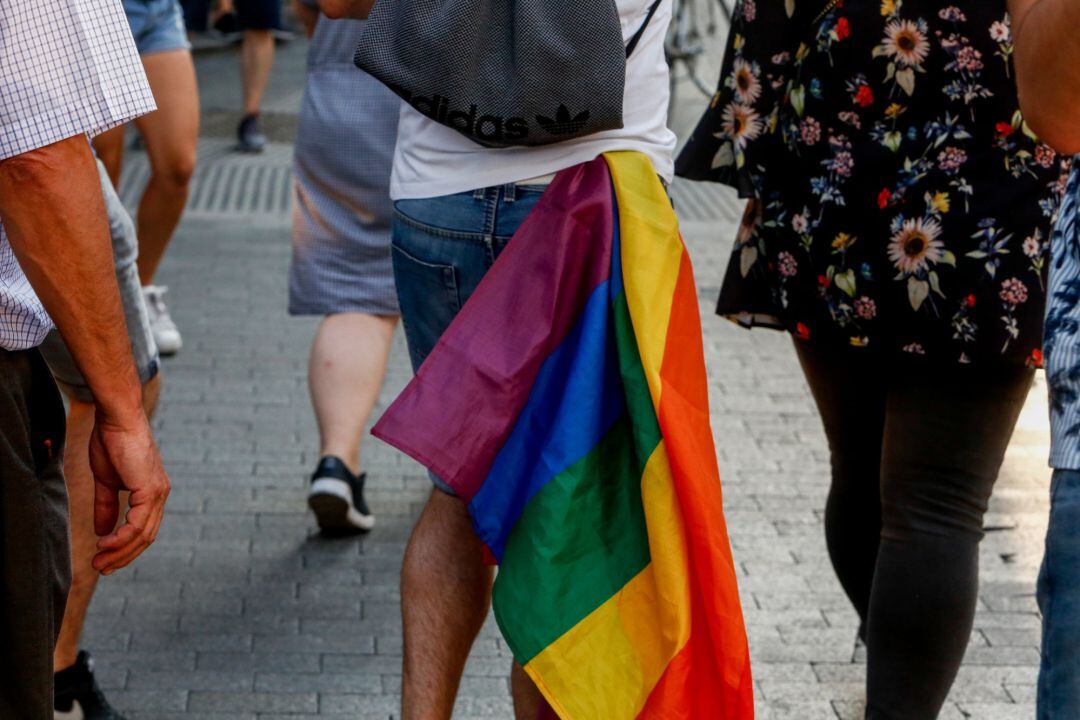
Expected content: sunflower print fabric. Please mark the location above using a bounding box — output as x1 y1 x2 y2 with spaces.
676 0 1069 366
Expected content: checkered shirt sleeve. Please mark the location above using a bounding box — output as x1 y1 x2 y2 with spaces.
0 0 157 351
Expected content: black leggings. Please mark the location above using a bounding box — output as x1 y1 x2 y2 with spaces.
794 341 1034 720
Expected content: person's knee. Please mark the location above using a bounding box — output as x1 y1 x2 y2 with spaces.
402 490 481 583
880 475 989 543
153 149 196 190
245 28 274 44
422 487 473 529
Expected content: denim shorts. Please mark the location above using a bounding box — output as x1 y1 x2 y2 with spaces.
39 161 160 403
1037 468 1080 719
124 0 191 55
391 183 547 494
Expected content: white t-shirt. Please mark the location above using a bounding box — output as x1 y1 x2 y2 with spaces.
389 0 676 200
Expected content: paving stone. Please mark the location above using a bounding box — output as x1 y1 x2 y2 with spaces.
127 670 253 692
188 691 318 713
254 672 382 694
196 651 322 674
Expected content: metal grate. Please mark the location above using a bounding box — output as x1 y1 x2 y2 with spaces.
118 140 293 220
118 139 739 223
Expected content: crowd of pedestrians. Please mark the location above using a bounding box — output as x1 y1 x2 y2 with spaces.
0 0 1077 718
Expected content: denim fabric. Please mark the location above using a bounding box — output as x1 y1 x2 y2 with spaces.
391 183 546 494
391 184 546 370
1038 469 1080 720
123 0 191 55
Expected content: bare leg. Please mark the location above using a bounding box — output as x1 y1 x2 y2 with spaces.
212 0 235 23
53 375 161 671
91 125 126 189
401 490 494 719
309 313 398 474
241 30 275 117
511 662 545 720
132 50 200 285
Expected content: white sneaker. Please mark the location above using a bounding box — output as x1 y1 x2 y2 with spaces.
143 285 182 356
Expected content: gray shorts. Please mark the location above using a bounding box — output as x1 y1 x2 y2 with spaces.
39 161 160 403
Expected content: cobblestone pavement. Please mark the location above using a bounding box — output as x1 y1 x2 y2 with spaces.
87 27 1052 720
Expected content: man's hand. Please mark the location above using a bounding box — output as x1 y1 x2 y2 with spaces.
317 0 375 19
88 411 169 574
0 135 172 573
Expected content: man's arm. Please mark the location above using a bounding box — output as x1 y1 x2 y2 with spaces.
1011 0 1080 154
0 136 169 574
317 0 375 19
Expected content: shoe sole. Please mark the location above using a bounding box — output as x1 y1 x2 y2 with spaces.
152 332 182 356
308 478 374 535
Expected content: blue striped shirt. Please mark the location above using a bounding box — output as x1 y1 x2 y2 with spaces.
1046 163 1080 469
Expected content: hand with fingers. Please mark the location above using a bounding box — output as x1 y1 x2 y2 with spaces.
88 411 170 575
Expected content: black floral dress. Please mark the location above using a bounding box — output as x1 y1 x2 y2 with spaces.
676 0 1070 366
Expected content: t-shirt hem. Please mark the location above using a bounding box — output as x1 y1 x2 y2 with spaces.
390 143 675 200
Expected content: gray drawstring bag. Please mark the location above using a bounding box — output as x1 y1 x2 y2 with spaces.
353 0 661 148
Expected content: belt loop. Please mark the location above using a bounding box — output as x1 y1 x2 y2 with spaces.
504 183 518 203
473 187 486 201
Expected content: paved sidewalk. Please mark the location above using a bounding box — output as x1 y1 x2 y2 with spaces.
85 29 1053 720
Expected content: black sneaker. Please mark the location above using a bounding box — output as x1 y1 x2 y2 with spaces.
54 651 126 720
212 10 240 35
236 113 267 153
308 456 374 535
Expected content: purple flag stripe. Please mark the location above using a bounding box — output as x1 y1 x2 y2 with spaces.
372 157 616 499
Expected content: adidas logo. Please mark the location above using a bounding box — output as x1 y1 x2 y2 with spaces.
389 85 593 143
536 105 591 136
393 87 530 143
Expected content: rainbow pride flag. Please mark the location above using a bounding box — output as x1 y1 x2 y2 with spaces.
373 152 753 718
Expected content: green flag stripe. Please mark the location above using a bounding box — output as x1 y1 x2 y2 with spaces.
493 291 663 663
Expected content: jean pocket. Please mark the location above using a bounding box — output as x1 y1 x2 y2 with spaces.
390 240 462 371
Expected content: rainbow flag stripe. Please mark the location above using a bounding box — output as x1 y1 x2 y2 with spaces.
373 152 753 718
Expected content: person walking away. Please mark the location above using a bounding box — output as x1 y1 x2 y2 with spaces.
40 162 163 720
289 0 401 535
319 0 675 716
675 1 1068 717
93 0 199 358
212 0 283 152
0 2 170 717
1011 1 1080 715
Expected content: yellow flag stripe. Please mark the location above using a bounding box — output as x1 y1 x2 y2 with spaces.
524 442 691 718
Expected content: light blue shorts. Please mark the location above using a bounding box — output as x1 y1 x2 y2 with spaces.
123 0 191 55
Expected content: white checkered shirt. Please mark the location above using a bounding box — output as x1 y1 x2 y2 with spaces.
0 0 156 350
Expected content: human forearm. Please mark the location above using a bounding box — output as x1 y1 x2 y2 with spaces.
1011 0 1080 153
317 0 374 19
0 137 144 425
